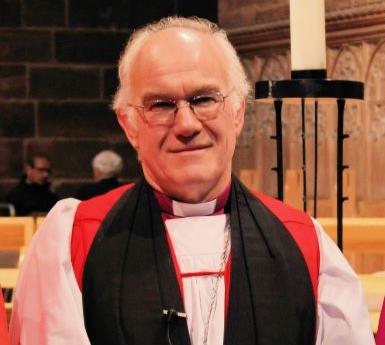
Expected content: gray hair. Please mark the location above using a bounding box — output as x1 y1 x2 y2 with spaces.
92 150 123 178
112 16 250 113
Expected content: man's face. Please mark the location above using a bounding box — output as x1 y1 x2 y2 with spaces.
26 157 51 185
118 28 245 202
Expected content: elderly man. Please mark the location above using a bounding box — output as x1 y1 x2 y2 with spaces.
76 150 123 200
10 17 374 345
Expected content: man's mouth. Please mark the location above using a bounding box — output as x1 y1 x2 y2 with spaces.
169 145 211 153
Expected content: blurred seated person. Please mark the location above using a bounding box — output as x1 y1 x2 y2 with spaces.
76 150 123 200
6 154 58 216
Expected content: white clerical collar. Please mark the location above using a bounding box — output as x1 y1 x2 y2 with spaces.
171 199 217 217
153 183 231 217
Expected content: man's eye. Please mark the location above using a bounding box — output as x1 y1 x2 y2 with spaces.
148 101 175 112
190 95 218 107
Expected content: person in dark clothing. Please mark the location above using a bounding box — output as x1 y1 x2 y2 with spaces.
76 150 123 200
6 155 58 216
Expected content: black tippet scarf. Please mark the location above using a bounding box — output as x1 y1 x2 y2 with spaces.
83 177 316 345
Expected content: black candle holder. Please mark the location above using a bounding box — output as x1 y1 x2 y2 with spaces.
255 78 364 251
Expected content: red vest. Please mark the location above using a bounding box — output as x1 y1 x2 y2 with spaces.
71 183 319 300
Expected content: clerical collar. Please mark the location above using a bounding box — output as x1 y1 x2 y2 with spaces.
154 183 231 217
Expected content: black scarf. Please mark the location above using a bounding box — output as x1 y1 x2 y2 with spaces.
83 177 315 345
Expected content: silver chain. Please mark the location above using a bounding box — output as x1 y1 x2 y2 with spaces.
202 219 231 345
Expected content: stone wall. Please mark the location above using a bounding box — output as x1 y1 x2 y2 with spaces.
0 0 217 201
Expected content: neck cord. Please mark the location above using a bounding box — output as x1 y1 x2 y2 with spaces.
202 219 231 345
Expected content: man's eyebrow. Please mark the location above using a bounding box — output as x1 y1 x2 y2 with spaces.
142 85 221 102
142 92 173 103
189 86 221 97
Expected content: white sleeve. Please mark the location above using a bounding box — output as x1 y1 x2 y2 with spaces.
9 199 91 345
313 218 375 345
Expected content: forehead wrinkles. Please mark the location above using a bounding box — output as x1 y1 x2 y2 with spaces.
129 28 229 90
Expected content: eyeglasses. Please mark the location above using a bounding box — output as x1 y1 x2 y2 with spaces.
126 90 232 126
33 167 51 174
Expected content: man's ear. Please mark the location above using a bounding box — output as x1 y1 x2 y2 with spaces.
234 97 246 137
116 109 139 149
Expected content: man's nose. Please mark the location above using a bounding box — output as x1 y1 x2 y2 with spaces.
171 104 203 137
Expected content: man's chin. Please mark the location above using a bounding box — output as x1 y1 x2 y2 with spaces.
170 173 209 187
161 170 226 201
144 163 229 200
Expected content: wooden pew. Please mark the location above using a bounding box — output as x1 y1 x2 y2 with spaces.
0 268 19 323
359 272 385 333
329 169 357 217
359 200 385 217
239 169 260 191
318 217 385 273
35 216 46 232
0 247 25 268
0 269 18 290
283 169 335 216
284 169 302 211
0 218 34 250
283 169 358 217
0 218 30 323
319 216 385 332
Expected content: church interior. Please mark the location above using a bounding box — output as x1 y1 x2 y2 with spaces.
0 0 384 340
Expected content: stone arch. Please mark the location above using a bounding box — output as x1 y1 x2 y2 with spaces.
362 40 385 198
331 45 361 80
259 55 287 81
366 39 385 102
329 45 362 139
365 40 385 143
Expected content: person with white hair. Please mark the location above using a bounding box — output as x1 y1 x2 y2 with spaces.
10 16 374 345
76 150 123 200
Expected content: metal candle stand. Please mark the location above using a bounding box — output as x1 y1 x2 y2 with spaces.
255 78 364 251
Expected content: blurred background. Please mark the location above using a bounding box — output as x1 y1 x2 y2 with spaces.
0 0 217 200
1 0 385 214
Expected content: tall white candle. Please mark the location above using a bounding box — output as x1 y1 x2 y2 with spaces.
289 0 326 71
